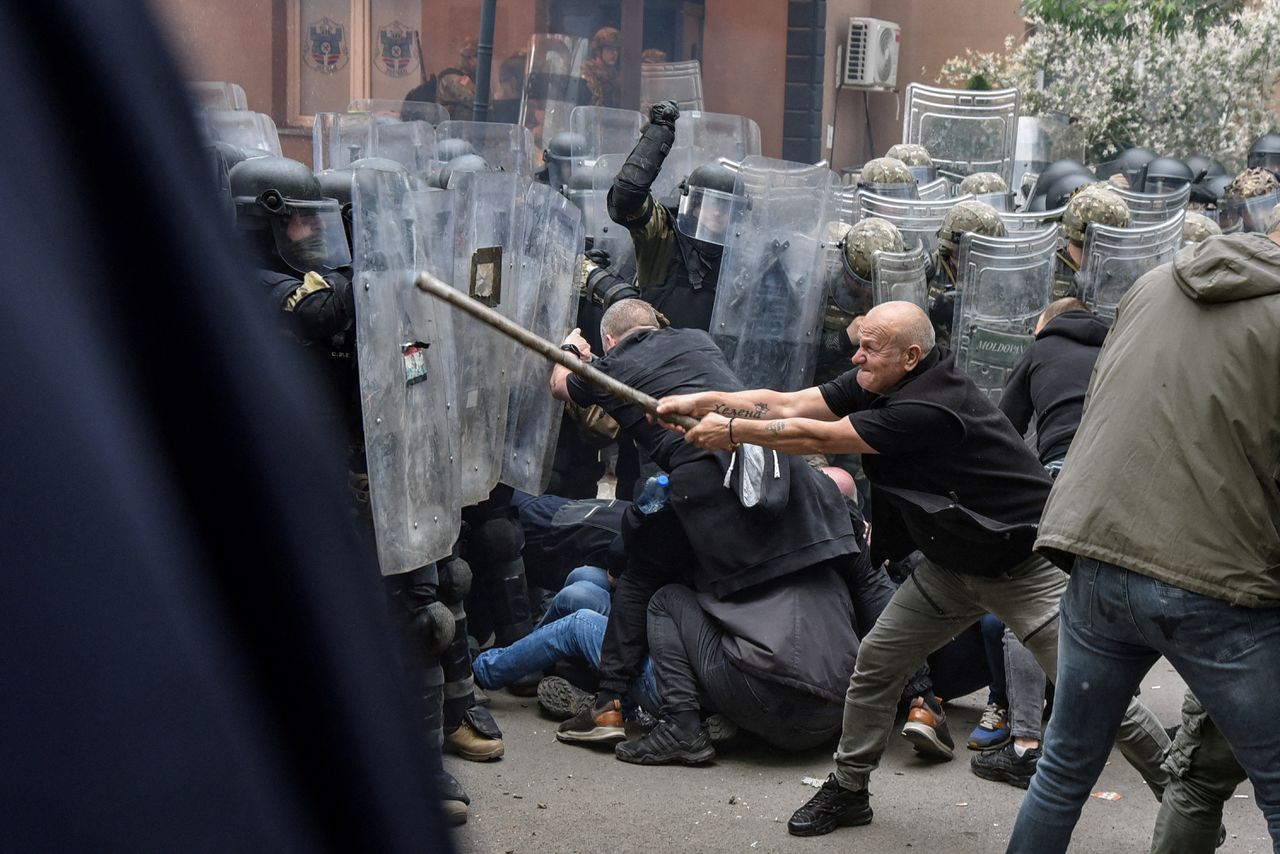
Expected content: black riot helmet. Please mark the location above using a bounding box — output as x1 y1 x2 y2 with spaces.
1137 156 1194 194
437 153 492 189
1044 172 1098 211
565 161 604 212
1190 172 1232 208
1029 159 1092 208
314 168 355 248
544 131 587 193
677 162 742 246
1247 132 1280 176
1184 154 1227 181
1096 146 1157 186
229 156 351 274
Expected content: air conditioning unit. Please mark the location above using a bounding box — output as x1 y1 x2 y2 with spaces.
844 17 899 89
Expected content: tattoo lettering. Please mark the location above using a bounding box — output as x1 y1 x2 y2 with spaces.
765 420 786 436
712 402 770 420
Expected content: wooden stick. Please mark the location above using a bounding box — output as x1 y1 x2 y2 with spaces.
414 271 699 430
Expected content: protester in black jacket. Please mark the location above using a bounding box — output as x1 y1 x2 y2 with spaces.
999 299 1111 468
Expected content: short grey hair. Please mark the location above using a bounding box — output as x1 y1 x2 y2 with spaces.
600 298 660 342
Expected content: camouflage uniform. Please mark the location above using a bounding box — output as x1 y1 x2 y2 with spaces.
436 41 477 122
1054 186 1130 299
817 217 906 383
583 27 620 108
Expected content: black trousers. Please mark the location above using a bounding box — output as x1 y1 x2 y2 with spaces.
646 583 843 751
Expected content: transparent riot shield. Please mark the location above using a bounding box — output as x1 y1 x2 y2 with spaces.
350 97 450 126
205 109 282 157
519 34 592 164
833 186 859 224
584 152 638 276
951 226 1058 402
711 157 838 391
640 60 705 114
917 178 951 201
871 245 929 309
435 120 535 178
350 169 461 574
651 145 707 206
1000 208 1065 233
1112 184 1191 227
1013 113 1085 200
499 183 585 494
903 84 1019 185
858 192 975 255
570 105 644 159
446 170 525 506
675 111 762 163
371 119 436 176
189 81 248 111
314 112 374 171
1079 214 1184 319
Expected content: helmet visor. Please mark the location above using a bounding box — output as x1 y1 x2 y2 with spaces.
676 186 739 246
973 191 1013 212
268 198 351 273
907 164 937 183
1247 151 1280 174
1142 176 1190 194
1218 191 1279 234
857 182 919 201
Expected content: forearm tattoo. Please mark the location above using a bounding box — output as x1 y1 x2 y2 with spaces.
712 402 770 420
765 420 786 436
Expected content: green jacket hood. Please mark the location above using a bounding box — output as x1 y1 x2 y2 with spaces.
1172 232 1280 302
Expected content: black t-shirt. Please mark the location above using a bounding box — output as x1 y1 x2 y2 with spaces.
818 367 964 453
566 326 744 471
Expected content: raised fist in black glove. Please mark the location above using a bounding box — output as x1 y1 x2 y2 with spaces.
648 99 680 129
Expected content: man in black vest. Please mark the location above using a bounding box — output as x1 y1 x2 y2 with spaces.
657 300 1170 837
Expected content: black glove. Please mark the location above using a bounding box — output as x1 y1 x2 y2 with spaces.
648 99 680 130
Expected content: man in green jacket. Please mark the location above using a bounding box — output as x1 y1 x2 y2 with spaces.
1006 214 1280 853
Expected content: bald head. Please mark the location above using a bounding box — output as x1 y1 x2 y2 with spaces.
863 301 936 356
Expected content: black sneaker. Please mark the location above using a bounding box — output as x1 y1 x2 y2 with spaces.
787 774 873 837
556 698 626 744
537 675 593 720
970 741 1041 789
614 718 715 766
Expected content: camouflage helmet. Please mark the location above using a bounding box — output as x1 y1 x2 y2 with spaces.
1061 186 1130 244
1223 167 1280 202
859 156 914 187
886 144 933 167
958 172 1009 195
937 200 1006 256
1182 211 1221 244
841 217 905 282
824 220 855 248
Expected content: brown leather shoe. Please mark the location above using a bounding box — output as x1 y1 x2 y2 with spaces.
556 697 625 744
901 696 955 760
444 720 505 761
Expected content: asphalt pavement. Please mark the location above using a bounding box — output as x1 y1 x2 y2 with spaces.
446 658 1269 853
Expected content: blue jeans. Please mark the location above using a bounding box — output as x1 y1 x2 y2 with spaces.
535 566 612 628
471 609 659 714
1008 558 1280 853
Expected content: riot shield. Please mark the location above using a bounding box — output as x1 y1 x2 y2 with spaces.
499 183 585 494
857 192 975 255
1218 189 1279 234
371 119 437 176
435 120 535 178
651 145 709 206
1000 208 1064 233
710 157 838 391
917 178 951 201
570 105 644 159
519 34 592 164
951 225 1058 402
640 60 705 114
446 170 525 506
1113 184 1191 226
205 109 282 157
584 152 638 275
903 84 1019 185
1013 114 1085 201
674 111 762 163
833 186 859 224
350 169 461 574
871 245 929 308
350 97 450 125
189 81 248 111
1079 214 1184 319
313 112 373 171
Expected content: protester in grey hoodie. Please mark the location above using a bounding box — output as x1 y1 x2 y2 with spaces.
1008 224 1280 854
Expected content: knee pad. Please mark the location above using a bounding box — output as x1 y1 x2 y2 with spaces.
438 556 472 604
413 600 456 656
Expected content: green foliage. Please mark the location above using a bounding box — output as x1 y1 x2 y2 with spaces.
1021 0 1245 38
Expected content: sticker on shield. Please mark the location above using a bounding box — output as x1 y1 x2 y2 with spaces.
469 246 503 307
375 21 418 78
969 327 1031 370
402 341 430 386
306 17 349 74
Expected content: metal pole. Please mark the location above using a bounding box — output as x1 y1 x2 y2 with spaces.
414 271 699 430
471 0 498 121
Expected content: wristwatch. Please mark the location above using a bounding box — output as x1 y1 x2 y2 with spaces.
560 342 584 359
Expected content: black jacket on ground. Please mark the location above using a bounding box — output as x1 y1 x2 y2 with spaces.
568 327 860 598
999 309 1110 466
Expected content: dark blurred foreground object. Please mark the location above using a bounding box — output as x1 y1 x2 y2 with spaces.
0 0 450 850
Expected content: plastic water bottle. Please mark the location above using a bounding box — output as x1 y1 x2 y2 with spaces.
636 474 670 515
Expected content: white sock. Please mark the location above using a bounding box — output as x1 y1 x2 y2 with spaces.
1013 742 1035 757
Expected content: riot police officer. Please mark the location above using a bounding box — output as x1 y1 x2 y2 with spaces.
816 218 906 384
959 172 1013 211
1054 185 1132 299
927 200 1007 348
886 143 937 183
857 156 918 199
